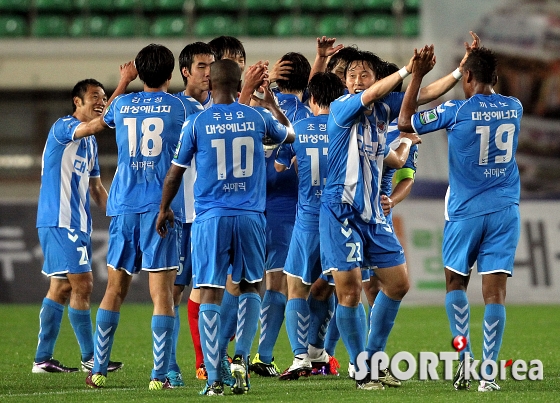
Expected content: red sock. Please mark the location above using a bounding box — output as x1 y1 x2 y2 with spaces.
187 298 204 368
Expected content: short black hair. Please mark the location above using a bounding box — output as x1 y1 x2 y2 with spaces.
71 79 105 112
308 72 345 108
463 47 498 85
276 52 311 93
178 42 215 86
210 59 241 91
378 61 402 92
344 50 385 81
327 45 360 72
135 44 175 89
208 35 246 61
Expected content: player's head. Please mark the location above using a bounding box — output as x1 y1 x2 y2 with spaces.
327 45 360 82
344 50 385 95
210 59 242 94
308 72 345 109
276 52 311 94
135 44 175 89
463 47 498 86
178 42 215 87
71 79 107 120
378 61 402 92
208 36 246 73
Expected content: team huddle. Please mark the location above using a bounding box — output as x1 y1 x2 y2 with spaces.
33 31 523 395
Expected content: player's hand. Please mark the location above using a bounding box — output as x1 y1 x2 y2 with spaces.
411 45 435 77
119 61 138 84
244 60 269 94
399 131 422 145
459 31 481 70
251 84 277 108
316 36 344 58
381 195 393 216
269 59 292 84
156 209 175 238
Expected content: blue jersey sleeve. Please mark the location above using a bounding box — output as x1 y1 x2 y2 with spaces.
102 95 121 129
53 117 81 144
173 116 197 168
276 143 295 168
329 92 368 128
255 107 289 144
411 100 463 134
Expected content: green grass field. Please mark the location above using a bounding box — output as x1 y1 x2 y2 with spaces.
0 304 558 402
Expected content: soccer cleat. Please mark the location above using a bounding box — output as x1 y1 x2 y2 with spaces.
356 376 385 390
310 350 340 376
148 377 173 390
196 363 208 380
32 358 79 373
199 381 224 396
220 356 235 387
453 358 472 390
478 380 501 392
231 355 249 394
348 362 355 379
378 368 402 387
85 371 106 388
81 358 123 373
249 353 280 377
167 370 185 387
279 357 312 380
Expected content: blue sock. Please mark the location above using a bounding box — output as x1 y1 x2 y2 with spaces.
68 306 93 362
325 302 340 357
366 292 400 357
235 293 261 360
35 298 64 362
219 290 239 358
93 308 120 375
151 315 175 381
199 304 220 383
168 305 180 373
257 290 286 363
358 302 367 341
336 305 364 366
286 298 310 356
307 294 334 349
445 290 472 361
482 304 506 379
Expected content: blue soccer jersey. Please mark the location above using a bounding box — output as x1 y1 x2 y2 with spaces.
173 102 289 219
103 91 187 217
380 120 418 196
37 116 100 234
411 94 523 220
276 92 312 124
276 114 329 225
324 91 403 223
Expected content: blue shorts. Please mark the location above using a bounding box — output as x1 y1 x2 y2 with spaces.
443 205 519 277
319 203 405 274
38 227 91 278
192 214 266 288
265 211 295 272
107 211 180 275
175 223 194 287
283 220 322 285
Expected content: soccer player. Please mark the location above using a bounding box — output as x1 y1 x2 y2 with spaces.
274 72 345 380
208 35 246 73
33 66 136 374
85 44 187 391
321 38 475 390
156 59 295 396
398 43 521 393
250 52 312 377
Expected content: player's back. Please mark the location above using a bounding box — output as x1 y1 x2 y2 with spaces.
188 102 274 218
276 92 312 124
104 91 186 216
279 115 329 220
37 116 98 234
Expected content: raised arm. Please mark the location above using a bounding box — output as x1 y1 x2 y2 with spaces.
384 132 422 169
309 36 344 80
417 32 480 105
238 61 269 105
251 85 295 144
